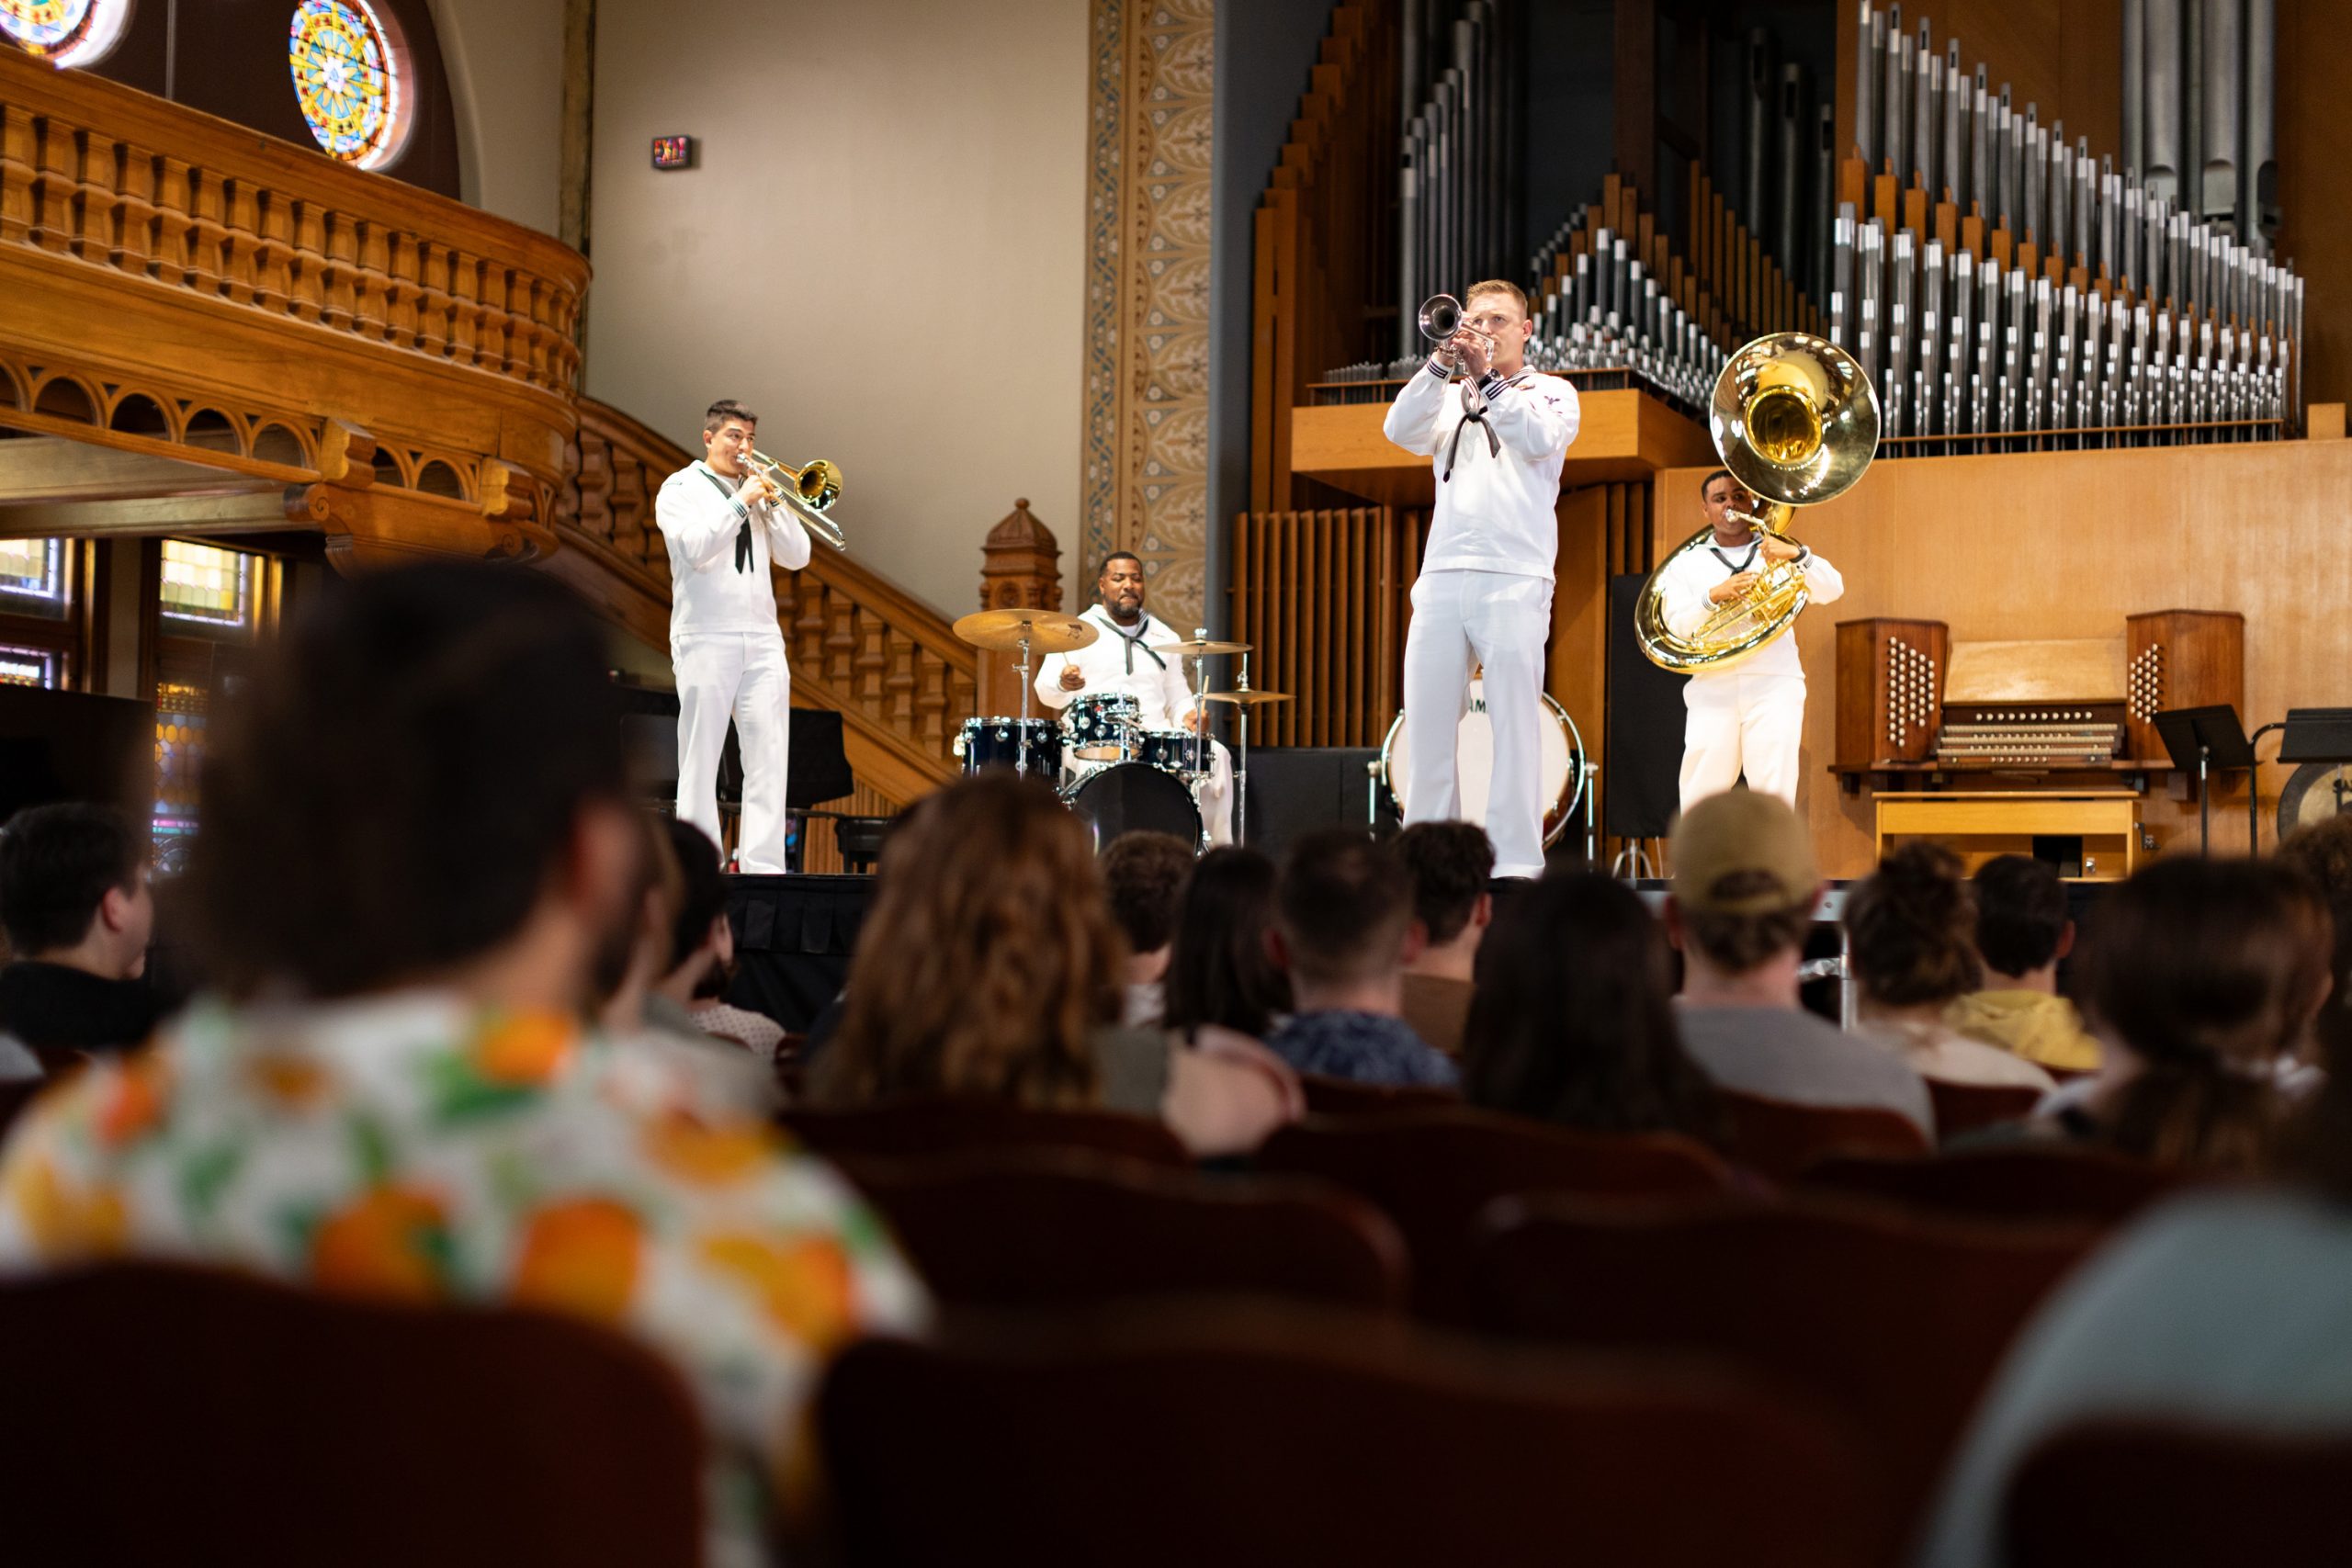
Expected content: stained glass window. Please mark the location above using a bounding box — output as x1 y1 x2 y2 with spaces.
0 643 62 688
288 0 410 171
153 679 208 848
0 0 130 66
0 536 69 619
160 540 256 639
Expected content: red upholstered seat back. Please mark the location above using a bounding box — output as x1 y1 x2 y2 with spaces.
780 1094 1191 1167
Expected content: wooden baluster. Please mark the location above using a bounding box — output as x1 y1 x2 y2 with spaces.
220 178 260 305
351 220 389 339
69 129 119 267
150 154 193 288
251 188 293 314
184 166 226 296
28 109 75 254
112 141 158 277
0 103 33 247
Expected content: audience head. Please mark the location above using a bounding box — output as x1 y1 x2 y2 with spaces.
2080 856 2332 1172
593 812 687 1033
1842 841 1983 1011
1666 789 1822 982
1395 821 1495 954
187 563 637 1005
2276 814 2352 1063
1268 830 1421 997
0 802 154 977
1971 853 2075 983
661 818 735 1002
1163 846 1292 1040
1098 830 1196 979
817 773 1122 1108
1463 872 1719 1142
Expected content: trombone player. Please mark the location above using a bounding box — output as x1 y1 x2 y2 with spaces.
1659 468 1843 812
655 398 813 873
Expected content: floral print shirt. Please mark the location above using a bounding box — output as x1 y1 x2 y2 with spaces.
0 991 929 1567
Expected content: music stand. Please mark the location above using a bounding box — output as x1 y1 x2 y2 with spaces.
2152 705 2256 856
2248 708 2352 853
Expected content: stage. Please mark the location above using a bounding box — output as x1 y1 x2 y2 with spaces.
721 874 876 1032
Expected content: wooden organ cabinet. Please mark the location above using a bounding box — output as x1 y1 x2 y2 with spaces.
1833 612 2245 876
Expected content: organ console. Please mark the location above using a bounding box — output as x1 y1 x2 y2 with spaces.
1834 610 2244 784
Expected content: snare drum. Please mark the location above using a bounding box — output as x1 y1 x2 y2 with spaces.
956 716 1062 777
1063 761 1203 849
1064 693 1141 761
1378 679 1586 846
1135 728 1206 777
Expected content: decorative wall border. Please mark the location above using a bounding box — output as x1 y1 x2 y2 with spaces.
1082 0 1215 631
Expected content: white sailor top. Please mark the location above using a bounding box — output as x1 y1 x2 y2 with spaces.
653 460 814 641
1034 606 1198 731
1382 359 1581 581
1654 530 1845 681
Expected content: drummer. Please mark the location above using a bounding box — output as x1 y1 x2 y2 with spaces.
1035 552 1234 847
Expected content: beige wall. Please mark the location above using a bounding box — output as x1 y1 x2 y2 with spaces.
582 0 1089 619
427 0 566 236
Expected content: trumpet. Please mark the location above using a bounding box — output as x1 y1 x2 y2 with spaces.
744 449 848 553
1417 293 1497 370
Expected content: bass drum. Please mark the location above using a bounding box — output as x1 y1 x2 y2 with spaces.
1064 761 1203 851
1378 679 1586 846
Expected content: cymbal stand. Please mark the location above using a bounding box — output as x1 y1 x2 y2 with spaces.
1015 629 1038 778
1234 654 1255 846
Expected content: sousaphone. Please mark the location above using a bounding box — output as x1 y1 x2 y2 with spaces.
1635 333 1880 672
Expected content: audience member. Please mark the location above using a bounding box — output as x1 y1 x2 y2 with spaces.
2276 813 2352 1071
1099 830 1196 1027
657 818 784 1058
1163 846 1292 1042
1664 790 1933 1134
0 564 926 1565
593 811 687 1040
2030 855 2332 1172
1394 820 1494 1055
1462 872 1721 1142
809 773 1296 1154
1843 843 2054 1091
0 802 163 1058
1917 894 2352 1568
1942 853 2101 1073
1262 830 1457 1089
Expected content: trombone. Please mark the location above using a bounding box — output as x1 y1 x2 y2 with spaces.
744 449 848 553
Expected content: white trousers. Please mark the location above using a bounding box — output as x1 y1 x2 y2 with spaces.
1679 670 1808 813
675 630 791 874
1401 569 1555 878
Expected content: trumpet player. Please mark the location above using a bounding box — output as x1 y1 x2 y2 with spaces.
1660 468 1843 813
1382 280 1581 879
655 398 813 874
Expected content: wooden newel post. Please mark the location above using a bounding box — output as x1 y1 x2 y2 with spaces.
976 498 1063 719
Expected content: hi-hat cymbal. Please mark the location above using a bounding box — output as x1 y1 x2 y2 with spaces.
1153 636 1251 658
1200 688 1293 706
952 608 1100 653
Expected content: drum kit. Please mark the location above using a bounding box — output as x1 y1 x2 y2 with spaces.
949 608 1286 849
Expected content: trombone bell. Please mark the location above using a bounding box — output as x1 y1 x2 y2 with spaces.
746 449 848 552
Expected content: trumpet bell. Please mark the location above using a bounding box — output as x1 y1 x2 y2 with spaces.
1708 333 1879 508
1418 293 1468 344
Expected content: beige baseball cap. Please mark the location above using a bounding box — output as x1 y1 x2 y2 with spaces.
1670 789 1821 914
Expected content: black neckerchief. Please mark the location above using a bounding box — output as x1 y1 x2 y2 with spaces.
698 466 754 572
1094 607 1165 673
1707 534 1761 575
1442 372 1521 481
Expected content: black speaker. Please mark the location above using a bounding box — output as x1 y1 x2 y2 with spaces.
1239 746 1395 863
1604 573 1689 839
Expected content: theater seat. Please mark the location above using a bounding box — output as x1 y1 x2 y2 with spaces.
1926 1078 2048 1141
819 1303 1883 1568
2006 1417 2352 1568
779 1095 1190 1167
0 1262 702 1567
1468 1194 2101 1559
847 1147 1409 1311
1802 1145 2188 1226
1255 1107 1735 1320
1716 1089 1931 1179
1296 1073 1460 1115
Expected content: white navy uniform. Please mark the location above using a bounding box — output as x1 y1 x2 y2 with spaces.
1035 604 1234 846
655 459 813 873
1657 532 1843 811
1383 356 1581 877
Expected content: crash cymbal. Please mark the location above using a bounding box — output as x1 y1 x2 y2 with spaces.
1152 636 1252 658
1199 688 1294 706
951 608 1100 654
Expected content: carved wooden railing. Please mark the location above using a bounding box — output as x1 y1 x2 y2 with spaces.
0 48 586 562
555 399 975 806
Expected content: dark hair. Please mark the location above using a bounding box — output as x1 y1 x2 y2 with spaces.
1163 846 1292 1039
703 399 756 434
1679 871 1813 975
0 802 147 956
1097 551 1142 580
1275 829 1412 987
1099 830 1195 955
1396 821 1494 943
1699 468 1735 496
1843 842 1983 1008
1463 873 1721 1143
2081 857 2332 1174
2276 815 2352 1072
664 818 729 972
1972 854 2070 976
187 564 628 998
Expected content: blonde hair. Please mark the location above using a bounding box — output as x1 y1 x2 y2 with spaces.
1464 279 1530 319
